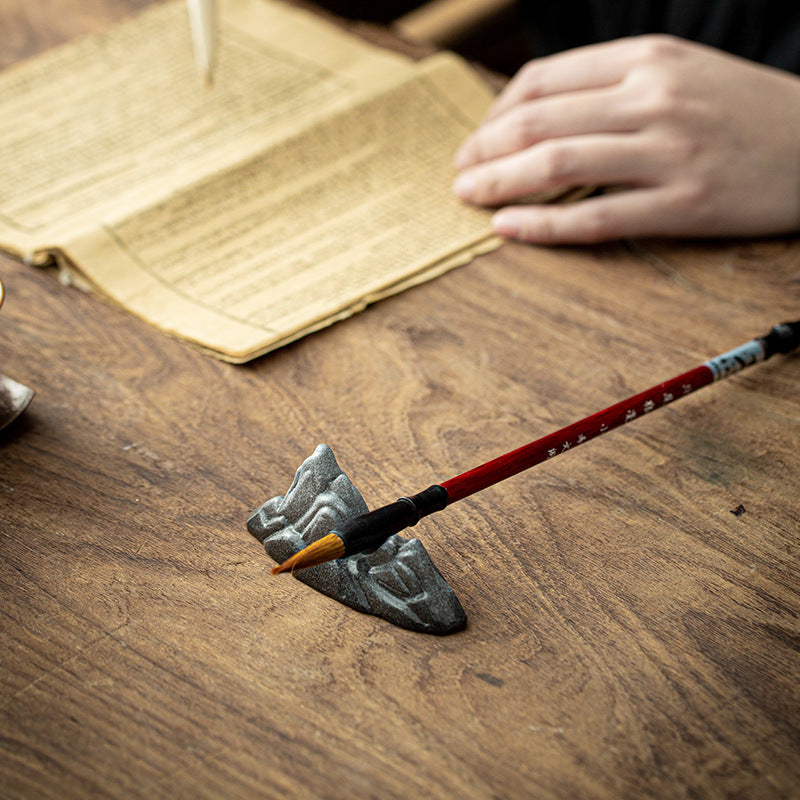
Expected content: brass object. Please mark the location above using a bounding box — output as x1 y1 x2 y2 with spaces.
0 279 34 431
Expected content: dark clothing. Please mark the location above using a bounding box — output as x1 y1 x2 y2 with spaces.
520 0 800 74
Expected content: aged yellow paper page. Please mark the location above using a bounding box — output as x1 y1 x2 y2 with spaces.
0 0 414 254
0 0 499 361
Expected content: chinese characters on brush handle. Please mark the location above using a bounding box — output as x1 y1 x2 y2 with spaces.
440 336 770 503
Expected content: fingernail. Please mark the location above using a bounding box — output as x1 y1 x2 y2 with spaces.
453 173 476 199
492 210 520 238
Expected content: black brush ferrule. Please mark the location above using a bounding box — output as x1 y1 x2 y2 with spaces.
336 484 449 555
760 321 800 358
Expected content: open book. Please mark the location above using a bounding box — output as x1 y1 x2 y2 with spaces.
0 0 502 362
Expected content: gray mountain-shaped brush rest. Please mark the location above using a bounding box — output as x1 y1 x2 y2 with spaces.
247 444 466 635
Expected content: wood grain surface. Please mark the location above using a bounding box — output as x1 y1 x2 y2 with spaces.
1 3 799 798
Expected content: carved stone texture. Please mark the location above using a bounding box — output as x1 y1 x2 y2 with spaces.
247 444 467 635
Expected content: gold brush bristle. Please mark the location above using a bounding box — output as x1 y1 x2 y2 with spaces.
271 532 346 574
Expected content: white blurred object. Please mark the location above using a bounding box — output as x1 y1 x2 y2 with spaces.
187 0 217 86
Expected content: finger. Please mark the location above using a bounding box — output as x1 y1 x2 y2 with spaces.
455 85 632 169
454 134 656 207
490 188 678 244
484 37 652 122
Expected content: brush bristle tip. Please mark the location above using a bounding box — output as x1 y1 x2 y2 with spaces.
270 532 346 574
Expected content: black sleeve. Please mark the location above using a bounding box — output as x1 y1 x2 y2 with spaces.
519 0 800 74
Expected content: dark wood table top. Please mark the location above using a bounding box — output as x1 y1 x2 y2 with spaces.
1 2 799 798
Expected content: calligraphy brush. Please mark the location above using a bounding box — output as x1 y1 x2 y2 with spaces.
272 320 800 575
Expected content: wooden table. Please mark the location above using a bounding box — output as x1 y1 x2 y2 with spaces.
1 3 799 798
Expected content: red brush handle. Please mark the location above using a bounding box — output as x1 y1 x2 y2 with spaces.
439 323 779 505
441 364 714 502
274 323 798 568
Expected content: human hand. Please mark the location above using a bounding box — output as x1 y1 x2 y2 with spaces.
453 35 800 244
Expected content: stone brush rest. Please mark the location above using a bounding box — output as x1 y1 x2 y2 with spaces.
247 444 466 635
